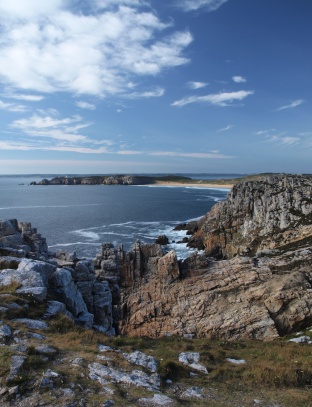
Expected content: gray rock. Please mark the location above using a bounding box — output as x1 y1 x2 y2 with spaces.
178 352 208 374
181 386 204 399
89 363 160 391
138 394 174 405
0 323 11 338
44 300 67 318
6 355 26 382
123 350 158 373
16 286 47 302
12 318 48 330
35 345 57 354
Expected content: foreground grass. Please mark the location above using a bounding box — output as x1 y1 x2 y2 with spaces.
1 285 312 406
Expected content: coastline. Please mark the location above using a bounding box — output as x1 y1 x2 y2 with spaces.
153 180 234 189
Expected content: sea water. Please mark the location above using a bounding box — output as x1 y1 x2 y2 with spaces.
0 175 234 259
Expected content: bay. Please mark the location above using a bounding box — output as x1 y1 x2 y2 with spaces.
0 175 232 259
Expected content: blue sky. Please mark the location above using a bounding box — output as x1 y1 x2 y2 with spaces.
0 0 311 175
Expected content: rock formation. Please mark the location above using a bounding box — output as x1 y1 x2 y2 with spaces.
115 174 312 340
1 174 312 342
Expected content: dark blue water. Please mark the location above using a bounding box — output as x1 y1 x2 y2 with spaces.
0 175 232 259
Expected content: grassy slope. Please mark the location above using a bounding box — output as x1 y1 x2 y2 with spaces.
1 284 312 406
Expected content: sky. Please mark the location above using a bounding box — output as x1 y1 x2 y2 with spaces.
0 0 311 175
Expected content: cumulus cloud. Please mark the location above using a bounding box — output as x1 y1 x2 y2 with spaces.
172 90 254 107
187 81 208 89
275 99 304 111
178 0 229 12
0 1 192 97
232 75 246 83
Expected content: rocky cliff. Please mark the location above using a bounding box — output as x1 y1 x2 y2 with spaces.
115 174 312 340
1 174 312 343
187 174 312 258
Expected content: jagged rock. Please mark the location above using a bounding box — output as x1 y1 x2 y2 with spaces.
187 174 312 258
44 300 74 320
48 268 94 328
122 350 158 372
155 235 169 245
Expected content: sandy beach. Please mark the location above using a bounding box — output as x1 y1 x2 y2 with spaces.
154 181 234 189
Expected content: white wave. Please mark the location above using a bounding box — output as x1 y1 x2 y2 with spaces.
70 230 100 240
49 242 101 248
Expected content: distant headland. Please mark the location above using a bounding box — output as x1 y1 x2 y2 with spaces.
30 173 291 188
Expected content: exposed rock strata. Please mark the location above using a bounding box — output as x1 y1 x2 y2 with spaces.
1 174 312 341
187 174 312 258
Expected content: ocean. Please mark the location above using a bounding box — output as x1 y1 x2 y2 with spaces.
0 174 238 259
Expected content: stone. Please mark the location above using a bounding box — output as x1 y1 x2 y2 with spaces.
226 358 247 364
181 386 204 399
11 318 48 330
6 355 26 382
138 394 174 405
122 350 158 373
16 286 47 302
0 323 11 339
88 363 160 391
178 352 208 374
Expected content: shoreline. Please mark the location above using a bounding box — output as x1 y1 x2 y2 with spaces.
153 181 234 189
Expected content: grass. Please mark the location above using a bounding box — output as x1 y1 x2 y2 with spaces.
1 290 312 405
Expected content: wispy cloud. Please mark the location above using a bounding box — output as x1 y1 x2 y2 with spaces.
76 101 96 110
172 90 254 107
232 75 246 83
0 100 28 112
125 87 165 99
0 1 192 97
178 0 229 12
257 129 302 147
217 124 234 132
3 93 44 102
149 151 233 158
275 99 304 111
187 81 208 89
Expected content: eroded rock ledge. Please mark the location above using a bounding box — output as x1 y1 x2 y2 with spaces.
1 174 312 341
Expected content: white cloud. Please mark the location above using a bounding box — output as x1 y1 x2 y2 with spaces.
76 101 96 110
0 2 192 97
280 136 300 146
232 75 246 83
217 124 234 132
172 90 254 107
0 100 28 112
178 0 228 12
275 99 304 111
3 93 44 101
125 87 165 98
187 81 208 89
149 151 233 158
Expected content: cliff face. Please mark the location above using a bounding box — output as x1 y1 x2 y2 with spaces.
188 174 312 259
115 175 312 340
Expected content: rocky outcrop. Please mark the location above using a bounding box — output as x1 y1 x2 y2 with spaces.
116 175 312 340
0 219 114 334
31 175 154 186
187 174 312 259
